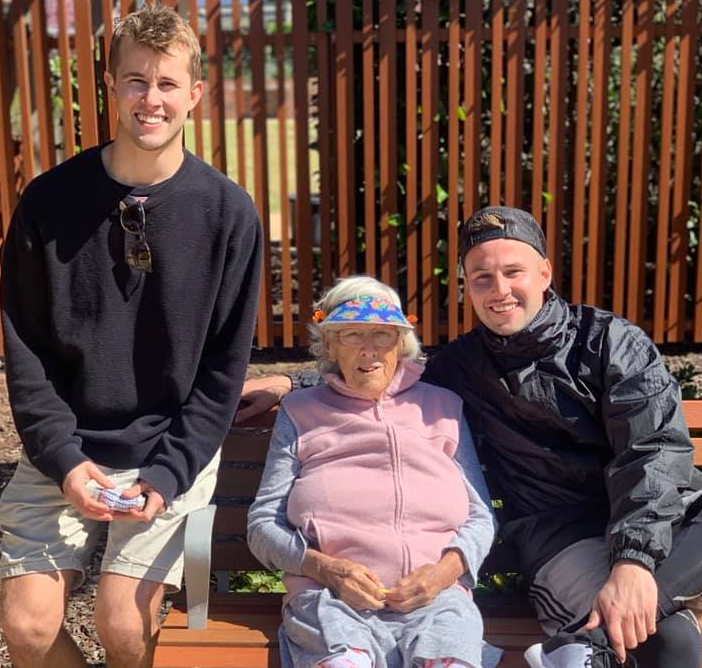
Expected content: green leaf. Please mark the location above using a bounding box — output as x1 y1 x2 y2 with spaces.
542 191 554 204
400 163 410 175
436 238 447 253
388 213 402 227
436 183 449 205
433 267 444 276
457 105 467 121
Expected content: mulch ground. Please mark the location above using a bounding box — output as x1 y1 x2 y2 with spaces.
0 347 699 666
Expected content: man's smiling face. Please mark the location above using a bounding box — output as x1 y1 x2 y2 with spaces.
463 238 552 336
105 37 202 155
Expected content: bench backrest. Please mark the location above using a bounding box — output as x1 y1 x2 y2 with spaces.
215 401 702 575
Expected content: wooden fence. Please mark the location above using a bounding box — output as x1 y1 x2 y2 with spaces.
1 0 702 347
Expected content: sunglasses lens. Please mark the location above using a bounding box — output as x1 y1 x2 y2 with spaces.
120 203 145 233
126 240 152 272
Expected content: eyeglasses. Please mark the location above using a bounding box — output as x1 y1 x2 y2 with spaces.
335 328 400 348
119 199 152 272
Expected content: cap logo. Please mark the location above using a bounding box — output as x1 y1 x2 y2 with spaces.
469 212 504 233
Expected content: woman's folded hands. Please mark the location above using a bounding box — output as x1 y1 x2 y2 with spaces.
300 547 466 614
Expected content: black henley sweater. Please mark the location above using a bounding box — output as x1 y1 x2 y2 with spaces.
1 146 262 505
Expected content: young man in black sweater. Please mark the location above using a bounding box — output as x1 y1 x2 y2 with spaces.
0 6 262 667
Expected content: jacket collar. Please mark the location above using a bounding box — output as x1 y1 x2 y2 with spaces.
322 358 425 400
480 289 571 363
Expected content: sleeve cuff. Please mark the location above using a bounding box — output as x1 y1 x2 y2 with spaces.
138 464 178 507
611 550 656 573
30 439 87 490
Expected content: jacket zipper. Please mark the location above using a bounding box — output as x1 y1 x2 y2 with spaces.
375 398 410 579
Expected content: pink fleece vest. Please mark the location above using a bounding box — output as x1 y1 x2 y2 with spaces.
282 360 468 599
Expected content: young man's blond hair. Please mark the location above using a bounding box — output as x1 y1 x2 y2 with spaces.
109 2 202 81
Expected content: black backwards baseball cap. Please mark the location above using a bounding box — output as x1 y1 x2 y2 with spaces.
459 206 547 261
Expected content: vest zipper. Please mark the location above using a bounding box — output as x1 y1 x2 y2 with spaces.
377 397 410 579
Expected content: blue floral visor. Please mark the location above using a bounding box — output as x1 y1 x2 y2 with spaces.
314 296 416 328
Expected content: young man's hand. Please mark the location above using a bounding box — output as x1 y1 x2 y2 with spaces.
235 375 292 422
62 461 116 520
584 559 658 661
113 481 166 522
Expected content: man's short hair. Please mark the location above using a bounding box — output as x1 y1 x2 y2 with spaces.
109 3 202 81
460 206 548 262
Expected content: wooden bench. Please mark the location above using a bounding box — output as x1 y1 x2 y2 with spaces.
153 401 702 668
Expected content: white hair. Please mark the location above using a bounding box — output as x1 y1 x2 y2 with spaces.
308 275 424 374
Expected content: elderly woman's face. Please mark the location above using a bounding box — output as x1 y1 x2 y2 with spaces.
325 325 402 399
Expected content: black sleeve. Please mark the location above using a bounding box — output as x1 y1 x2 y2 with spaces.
602 322 694 571
137 207 263 505
1 192 88 486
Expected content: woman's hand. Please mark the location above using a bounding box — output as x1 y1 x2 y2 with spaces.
301 550 386 611
385 549 465 613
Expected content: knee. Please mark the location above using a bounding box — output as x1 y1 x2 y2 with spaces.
95 606 149 655
94 600 158 663
633 609 701 668
0 604 64 659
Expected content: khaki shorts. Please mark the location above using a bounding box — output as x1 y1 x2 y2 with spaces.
0 451 220 593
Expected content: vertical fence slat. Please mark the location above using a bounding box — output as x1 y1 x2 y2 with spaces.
102 0 117 136
232 1 246 185
275 0 292 347
316 1 333 290
379 0 397 287
249 0 272 346
546 0 567 292
668 0 697 342
0 12 16 234
362 0 376 275
504 0 524 208
462 0 482 333
570 0 590 301
654 0 677 342
612 0 633 317
75 0 100 149
421 4 439 345
29 0 55 172
447 0 460 340
585 0 610 308
187 0 204 158
13 15 35 183
335 0 355 275
292 0 312 343
121 0 136 18
627 0 653 326
530 0 547 222
205 0 226 173
489 0 504 204
58 0 76 158
405 3 419 320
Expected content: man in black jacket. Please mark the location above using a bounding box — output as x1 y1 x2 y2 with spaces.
0 5 262 668
240 207 702 668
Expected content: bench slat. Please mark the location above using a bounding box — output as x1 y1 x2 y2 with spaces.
153 645 279 668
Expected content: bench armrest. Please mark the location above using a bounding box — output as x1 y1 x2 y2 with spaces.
184 503 217 629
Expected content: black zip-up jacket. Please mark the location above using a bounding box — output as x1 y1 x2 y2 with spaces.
423 291 702 580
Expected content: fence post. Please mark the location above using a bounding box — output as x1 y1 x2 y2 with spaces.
0 11 17 236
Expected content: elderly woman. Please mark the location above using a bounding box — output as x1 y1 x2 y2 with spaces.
247 276 499 668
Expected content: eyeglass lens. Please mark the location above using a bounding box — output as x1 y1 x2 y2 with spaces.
338 329 400 347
